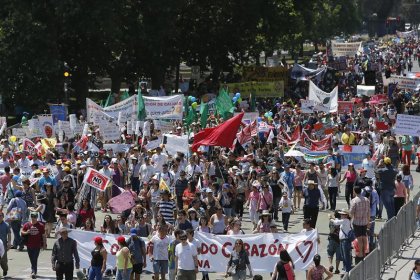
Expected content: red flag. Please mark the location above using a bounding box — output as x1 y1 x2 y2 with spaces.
237 120 257 146
75 135 89 150
375 121 389 130
192 112 244 152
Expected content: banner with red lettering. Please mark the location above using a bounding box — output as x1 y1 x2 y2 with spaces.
69 229 318 272
83 168 111 191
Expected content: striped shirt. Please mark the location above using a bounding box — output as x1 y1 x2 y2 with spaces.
350 195 370 226
157 200 176 225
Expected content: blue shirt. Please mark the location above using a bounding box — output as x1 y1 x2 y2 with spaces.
0 221 10 246
281 171 295 189
38 176 57 193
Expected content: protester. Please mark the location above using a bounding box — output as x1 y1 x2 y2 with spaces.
21 211 47 279
127 228 146 280
175 231 199 280
88 236 107 280
0 212 10 276
149 223 170 280
6 190 27 251
51 227 80 280
349 187 370 264
306 254 333 280
409 259 420 280
271 250 294 280
225 239 253 280
303 180 321 228
278 191 293 232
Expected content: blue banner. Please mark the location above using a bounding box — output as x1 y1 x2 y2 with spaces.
49 105 67 124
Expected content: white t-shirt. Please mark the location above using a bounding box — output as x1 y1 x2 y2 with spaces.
150 235 171 260
175 242 197 270
362 158 375 179
279 197 293 213
152 154 168 172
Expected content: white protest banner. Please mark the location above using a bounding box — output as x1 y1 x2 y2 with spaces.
70 230 318 272
108 191 136 213
86 98 114 123
145 138 162 151
58 120 73 137
103 144 131 153
308 81 338 113
300 99 315 114
395 114 420 137
234 112 259 124
143 121 151 137
126 120 132 134
143 95 184 120
37 115 55 138
69 114 77 130
153 120 173 133
104 95 138 123
164 134 189 156
396 30 416 38
83 168 111 191
27 119 43 138
12 128 27 139
135 121 142 135
390 75 420 91
331 40 362 56
99 122 120 142
73 123 84 136
357 85 376 97
0 117 6 136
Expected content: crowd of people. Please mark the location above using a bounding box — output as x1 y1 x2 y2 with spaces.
0 35 418 280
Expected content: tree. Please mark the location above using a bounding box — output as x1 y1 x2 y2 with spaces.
0 0 62 113
402 0 420 36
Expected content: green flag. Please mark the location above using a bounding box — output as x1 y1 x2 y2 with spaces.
250 92 256 111
121 90 130 101
103 92 113 107
216 88 234 120
200 102 209 128
137 91 146 120
185 107 195 127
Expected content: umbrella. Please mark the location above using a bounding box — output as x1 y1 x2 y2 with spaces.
284 149 305 157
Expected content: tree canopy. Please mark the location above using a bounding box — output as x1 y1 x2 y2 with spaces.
0 0 361 113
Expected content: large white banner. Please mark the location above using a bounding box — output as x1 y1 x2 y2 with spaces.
300 99 316 114
396 30 416 38
86 95 138 124
69 230 318 272
395 114 420 137
357 85 376 97
143 95 184 120
331 41 362 57
390 75 420 91
164 134 189 156
99 121 120 141
308 81 338 113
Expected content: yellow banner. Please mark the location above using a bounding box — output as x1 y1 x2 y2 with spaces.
227 81 284 97
242 66 289 85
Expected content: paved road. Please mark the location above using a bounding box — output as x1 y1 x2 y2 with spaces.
4 164 420 280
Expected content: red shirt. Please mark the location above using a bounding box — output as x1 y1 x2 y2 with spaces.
78 208 95 224
22 222 45 249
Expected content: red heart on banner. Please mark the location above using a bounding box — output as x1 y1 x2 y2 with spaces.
295 240 314 263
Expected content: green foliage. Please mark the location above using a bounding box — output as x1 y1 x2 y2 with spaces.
0 0 361 114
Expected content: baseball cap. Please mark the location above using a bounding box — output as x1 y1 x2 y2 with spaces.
116 236 126 243
93 236 103 244
130 228 138 236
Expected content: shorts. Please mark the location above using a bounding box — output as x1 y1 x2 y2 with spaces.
294 186 303 192
353 224 367 237
327 239 342 260
153 260 168 274
132 263 143 274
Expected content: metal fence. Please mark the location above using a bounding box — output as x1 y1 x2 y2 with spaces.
343 191 420 280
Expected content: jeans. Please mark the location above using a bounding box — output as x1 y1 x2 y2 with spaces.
282 212 291 231
303 206 319 228
169 268 176 280
273 195 281 220
56 261 74 280
131 177 140 193
232 269 246 280
328 187 338 210
116 268 133 280
223 207 233 217
0 250 8 273
369 216 375 248
27 248 41 274
340 239 352 272
381 190 395 220
345 182 354 208
88 266 103 280
10 220 22 249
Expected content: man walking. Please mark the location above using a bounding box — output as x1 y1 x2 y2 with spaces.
21 211 47 279
0 212 11 276
376 157 398 219
175 231 198 280
51 227 80 280
349 186 370 264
